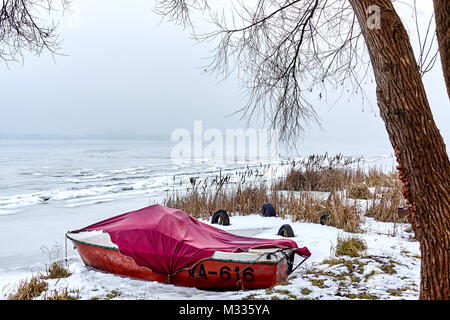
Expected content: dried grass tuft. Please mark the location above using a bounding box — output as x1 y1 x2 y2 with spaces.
163 154 407 233
335 234 367 257
7 275 48 300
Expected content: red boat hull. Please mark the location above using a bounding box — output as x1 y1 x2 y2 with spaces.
73 240 289 290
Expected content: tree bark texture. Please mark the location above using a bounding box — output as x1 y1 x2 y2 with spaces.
349 0 450 300
433 0 450 99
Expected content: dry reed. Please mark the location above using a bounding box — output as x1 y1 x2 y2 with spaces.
163 154 407 233
7 275 48 300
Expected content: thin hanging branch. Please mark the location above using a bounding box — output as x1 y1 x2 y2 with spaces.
0 0 70 63
155 0 438 143
413 0 439 77
155 0 370 142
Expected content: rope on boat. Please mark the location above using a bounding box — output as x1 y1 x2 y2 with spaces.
167 246 309 283
239 247 309 276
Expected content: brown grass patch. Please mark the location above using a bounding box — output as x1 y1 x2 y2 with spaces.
164 184 362 233
42 261 71 279
7 275 48 300
366 179 407 223
163 184 272 219
163 154 407 233
335 235 367 257
347 183 372 200
365 168 398 188
43 287 80 300
275 154 366 192
275 167 366 192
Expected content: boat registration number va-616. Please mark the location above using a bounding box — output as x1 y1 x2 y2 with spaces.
188 264 255 281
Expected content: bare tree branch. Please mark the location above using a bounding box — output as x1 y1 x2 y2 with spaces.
155 0 371 142
0 0 70 64
155 0 440 143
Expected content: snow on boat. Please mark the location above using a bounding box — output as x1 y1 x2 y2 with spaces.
66 204 311 290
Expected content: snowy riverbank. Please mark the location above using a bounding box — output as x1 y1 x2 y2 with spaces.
0 213 420 300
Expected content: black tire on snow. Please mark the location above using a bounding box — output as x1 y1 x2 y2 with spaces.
320 213 330 225
262 202 276 217
277 224 295 237
211 210 230 226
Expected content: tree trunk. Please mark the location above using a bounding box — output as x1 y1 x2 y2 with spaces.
349 0 450 300
433 0 450 99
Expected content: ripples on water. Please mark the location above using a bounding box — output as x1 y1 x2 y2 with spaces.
0 140 289 215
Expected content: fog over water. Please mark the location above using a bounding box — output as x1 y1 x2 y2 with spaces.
0 0 448 156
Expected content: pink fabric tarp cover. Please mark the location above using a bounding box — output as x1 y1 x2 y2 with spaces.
76 204 310 275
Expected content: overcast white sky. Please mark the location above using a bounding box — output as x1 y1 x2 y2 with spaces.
0 0 448 154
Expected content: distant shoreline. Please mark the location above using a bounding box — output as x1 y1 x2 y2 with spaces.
0 134 171 141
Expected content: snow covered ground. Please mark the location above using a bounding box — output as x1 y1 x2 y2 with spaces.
1 141 419 300
0 213 420 300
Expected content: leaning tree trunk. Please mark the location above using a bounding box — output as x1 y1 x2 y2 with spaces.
433 0 450 99
349 0 450 300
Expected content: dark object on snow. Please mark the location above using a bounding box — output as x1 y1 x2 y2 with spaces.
262 202 276 217
320 214 330 225
397 206 410 219
277 224 295 237
211 210 230 226
286 252 296 274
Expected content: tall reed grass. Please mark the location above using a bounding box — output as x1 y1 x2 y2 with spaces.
163 154 407 233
